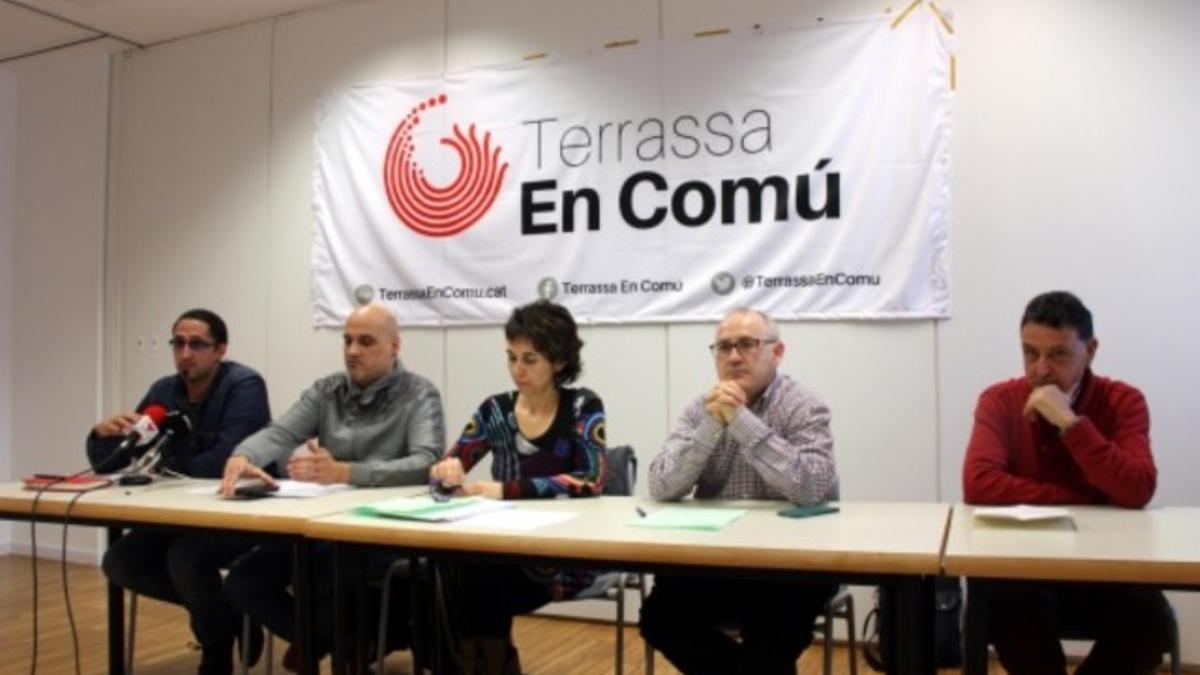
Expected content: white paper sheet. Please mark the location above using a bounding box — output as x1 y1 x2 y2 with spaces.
270 480 353 498
974 505 1072 523
450 509 577 531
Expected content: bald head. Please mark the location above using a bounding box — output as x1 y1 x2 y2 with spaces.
349 303 399 339
343 304 401 387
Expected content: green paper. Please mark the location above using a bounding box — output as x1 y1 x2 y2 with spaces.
353 495 485 521
631 506 747 531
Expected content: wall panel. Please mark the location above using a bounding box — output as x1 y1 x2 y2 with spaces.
267 0 447 411
0 68 14 549
111 24 273 409
7 43 112 558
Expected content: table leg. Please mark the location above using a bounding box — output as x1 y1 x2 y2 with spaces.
354 551 370 675
106 526 126 675
962 579 990 675
330 542 367 675
886 575 935 675
294 538 317 675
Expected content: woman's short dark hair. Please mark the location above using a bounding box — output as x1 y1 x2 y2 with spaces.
173 308 228 346
505 300 584 385
1021 291 1093 341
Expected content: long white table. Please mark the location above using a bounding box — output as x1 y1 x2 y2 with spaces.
307 497 951 675
3 482 951 675
0 478 421 675
944 504 1200 584
944 504 1200 674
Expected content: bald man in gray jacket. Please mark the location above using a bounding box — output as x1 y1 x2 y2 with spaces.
221 304 444 665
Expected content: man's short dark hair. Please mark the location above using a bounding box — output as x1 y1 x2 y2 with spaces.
1021 291 1093 341
173 308 228 346
505 300 584 385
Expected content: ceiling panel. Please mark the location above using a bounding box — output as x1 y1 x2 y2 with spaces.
0 2 100 61
2 0 346 61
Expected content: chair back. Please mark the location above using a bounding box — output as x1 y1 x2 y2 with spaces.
603 445 637 497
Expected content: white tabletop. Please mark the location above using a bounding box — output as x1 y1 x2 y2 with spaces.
1 482 956 577
0 479 425 535
305 497 950 576
943 503 1200 586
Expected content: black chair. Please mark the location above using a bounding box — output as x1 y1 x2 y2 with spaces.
962 579 1181 675
373 447 647 674
126 591 272 675
373 556 427 674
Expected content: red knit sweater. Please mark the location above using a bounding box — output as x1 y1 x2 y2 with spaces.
962 370 1156 508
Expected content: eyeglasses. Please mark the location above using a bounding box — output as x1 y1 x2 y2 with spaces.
169 337 215 352
709 337 777 358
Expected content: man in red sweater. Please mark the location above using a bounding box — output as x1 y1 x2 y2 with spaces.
962 290 1172 674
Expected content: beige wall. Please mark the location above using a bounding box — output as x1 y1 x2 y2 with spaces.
3 41 117 560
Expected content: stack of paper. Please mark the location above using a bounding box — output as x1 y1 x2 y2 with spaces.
270 480 353 498
973 505 1072 522
355 495 514 522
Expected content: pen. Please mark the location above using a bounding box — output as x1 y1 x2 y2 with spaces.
635 507 647 518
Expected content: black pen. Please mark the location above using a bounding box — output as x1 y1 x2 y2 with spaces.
635 507 648 518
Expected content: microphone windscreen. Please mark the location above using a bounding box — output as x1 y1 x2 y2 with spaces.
140 404 169 425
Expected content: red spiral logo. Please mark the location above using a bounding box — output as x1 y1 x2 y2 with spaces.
382 94 509 237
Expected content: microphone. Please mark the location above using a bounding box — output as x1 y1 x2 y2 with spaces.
117 404 168 456
121 410 192 483
157 410 192 438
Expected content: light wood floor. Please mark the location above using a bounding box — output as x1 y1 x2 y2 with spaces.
2 554 1005 675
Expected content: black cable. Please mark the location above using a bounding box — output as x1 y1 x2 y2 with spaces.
25 451 123 675
59 513 82 675
28 502 39 675
27 466 93 675
23 427 181 673
60 485 110 675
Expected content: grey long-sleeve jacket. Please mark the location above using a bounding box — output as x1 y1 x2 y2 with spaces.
233 361 444 486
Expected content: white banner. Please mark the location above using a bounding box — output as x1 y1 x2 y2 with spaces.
312 13 953 326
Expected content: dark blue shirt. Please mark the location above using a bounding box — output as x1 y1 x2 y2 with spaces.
86 360 270 477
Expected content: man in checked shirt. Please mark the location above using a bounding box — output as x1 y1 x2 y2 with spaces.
639 307 838 675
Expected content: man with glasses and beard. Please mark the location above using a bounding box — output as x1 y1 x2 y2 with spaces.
639 307 838 675
87 308 271 675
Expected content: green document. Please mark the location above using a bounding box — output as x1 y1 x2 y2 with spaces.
630 506 747 531
353 495 510 522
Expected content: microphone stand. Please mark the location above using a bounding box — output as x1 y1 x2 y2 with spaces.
118 430 176 486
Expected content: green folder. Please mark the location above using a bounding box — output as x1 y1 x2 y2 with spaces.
353 495 500 522
631 506 747 531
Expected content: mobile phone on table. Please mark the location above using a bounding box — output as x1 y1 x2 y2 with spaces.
777 504 839 518
232 481 279 499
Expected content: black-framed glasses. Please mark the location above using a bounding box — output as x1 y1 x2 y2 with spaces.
709 337 777 358
169 337 215 352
